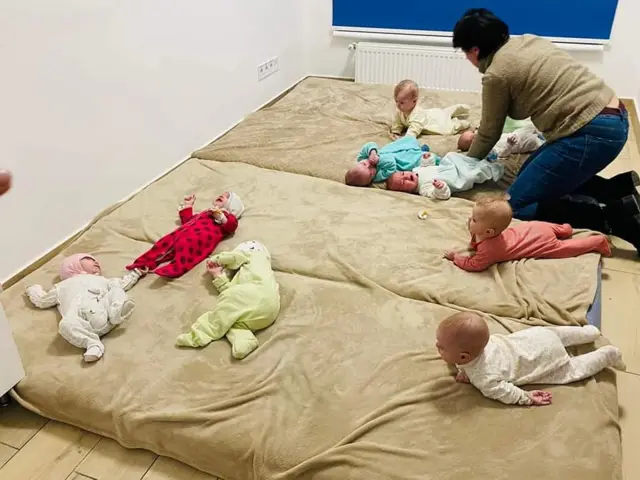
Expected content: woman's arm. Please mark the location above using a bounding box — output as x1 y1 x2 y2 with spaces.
468 73 510 160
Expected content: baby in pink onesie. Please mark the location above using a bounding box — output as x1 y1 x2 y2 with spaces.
444 195 611 272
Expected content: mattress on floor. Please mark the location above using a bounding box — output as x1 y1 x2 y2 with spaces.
193 77 529 194
2 159 619 480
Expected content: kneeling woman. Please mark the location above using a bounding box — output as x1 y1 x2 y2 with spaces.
452 8 640 253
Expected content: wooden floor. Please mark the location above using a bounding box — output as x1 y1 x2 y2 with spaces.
1 130 640 480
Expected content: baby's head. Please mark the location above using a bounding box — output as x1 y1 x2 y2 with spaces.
394 79 419 115
436 312 490 365
213 191 245 218
386 171 419 194
345 161 377 187
60 253 101 280
469 194 513 239
457 130 476 151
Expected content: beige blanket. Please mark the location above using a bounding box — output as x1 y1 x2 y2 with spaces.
193 77 528 193
2 158 619 479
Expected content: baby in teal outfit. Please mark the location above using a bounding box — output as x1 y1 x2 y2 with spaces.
344 136 427 187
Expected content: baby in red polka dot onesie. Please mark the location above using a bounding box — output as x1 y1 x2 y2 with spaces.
126 191 244 279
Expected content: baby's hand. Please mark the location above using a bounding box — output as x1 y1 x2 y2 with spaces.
455 371 470 384
389 133 401 141
444 250 456 261
528 390 552 406
210 208 227 224
433 179 445 190
206 260 223 278
368 150 380 165
507 133 518 146
183 194 196 207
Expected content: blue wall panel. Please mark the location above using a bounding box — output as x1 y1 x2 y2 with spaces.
333 1 619 41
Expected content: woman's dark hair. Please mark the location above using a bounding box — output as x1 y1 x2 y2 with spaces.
452 8 510 59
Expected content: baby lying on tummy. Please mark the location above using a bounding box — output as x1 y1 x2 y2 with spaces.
444 195 611 272
436 312 625 406
386 152 504 199
458 123 545 159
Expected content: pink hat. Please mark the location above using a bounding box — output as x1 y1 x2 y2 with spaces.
60 253 97 280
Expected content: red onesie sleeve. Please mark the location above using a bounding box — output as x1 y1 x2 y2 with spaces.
178 207 194 225
220 214 238 235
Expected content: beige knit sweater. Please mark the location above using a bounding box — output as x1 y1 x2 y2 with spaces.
468 35 615 160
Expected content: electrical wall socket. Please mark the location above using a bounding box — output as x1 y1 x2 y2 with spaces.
257 56 279 81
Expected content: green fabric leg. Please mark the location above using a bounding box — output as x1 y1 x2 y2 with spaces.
226 326 260 359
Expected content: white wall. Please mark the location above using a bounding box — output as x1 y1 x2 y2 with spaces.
1 0 638 282
0 0 306 281
570 0 640 99
304 0 640 99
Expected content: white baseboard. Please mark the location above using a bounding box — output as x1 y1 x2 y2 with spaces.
307 74 355 81
1 75 311 286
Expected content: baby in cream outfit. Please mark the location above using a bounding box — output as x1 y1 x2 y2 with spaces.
435 312 625 406
391 79 471 138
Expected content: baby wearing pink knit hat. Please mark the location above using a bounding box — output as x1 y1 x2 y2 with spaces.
26 253 147 362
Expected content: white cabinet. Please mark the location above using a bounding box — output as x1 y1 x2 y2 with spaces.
0 301 25 398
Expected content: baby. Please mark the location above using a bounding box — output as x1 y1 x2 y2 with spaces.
458 124 545 159
176 241 280 359
386 152 504 199
391 79 471 138
436 312 625 406
444 195 611 272
386 153 451 199
127 191 244 278
345 136 426 187
27 254 146 362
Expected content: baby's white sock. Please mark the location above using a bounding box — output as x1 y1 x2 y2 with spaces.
84 345 104 363
600 345 626 371
109 300 135 325
583 325 601 339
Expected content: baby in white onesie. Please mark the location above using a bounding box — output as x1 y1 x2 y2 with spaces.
390 79 471 138
458 124 545 159
435 312 625 406
386 152 451 200
26 254 145 362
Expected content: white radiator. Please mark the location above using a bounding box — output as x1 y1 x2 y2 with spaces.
354 42 482 93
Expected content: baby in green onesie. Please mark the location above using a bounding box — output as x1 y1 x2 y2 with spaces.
176 240 280 359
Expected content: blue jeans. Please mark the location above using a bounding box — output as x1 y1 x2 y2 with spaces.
508 109 629 219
